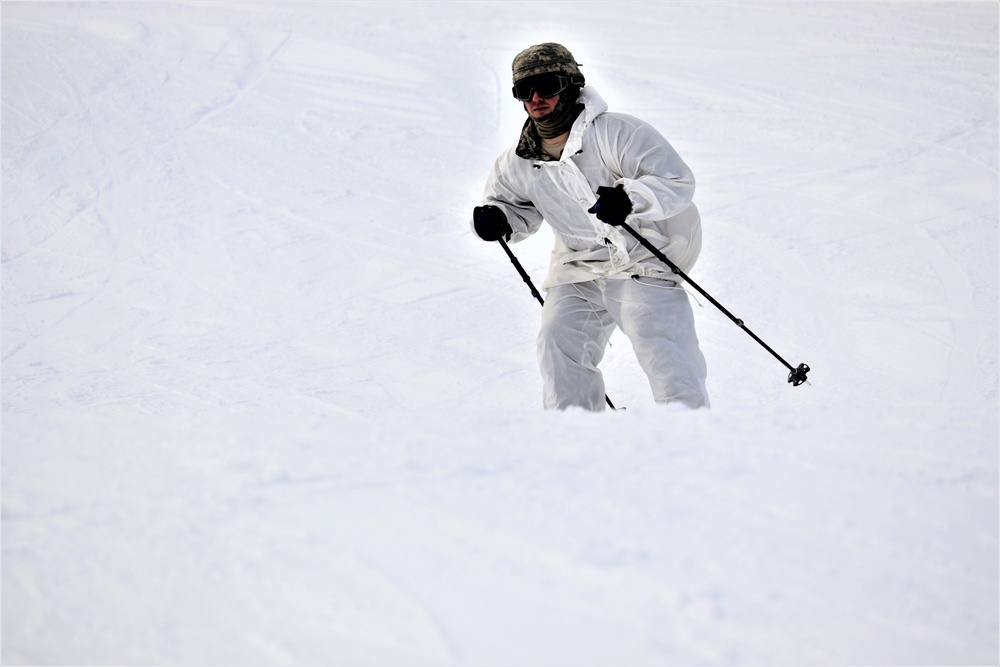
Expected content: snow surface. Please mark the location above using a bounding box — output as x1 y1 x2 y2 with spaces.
2 1 998 664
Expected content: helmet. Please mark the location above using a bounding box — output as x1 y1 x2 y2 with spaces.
511 43 585 86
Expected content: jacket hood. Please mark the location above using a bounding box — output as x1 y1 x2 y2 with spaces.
563 86 608 156
576 86 609 125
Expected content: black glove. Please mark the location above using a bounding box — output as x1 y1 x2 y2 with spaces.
588 184 633 226
473 205 513 242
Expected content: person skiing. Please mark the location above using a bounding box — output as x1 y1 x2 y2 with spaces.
472 42 710 411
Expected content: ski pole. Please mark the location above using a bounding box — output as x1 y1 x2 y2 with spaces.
497 237 620 410
616 221 810 386
498 237 544 307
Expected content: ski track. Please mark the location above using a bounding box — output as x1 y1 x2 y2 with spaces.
3 2 998 665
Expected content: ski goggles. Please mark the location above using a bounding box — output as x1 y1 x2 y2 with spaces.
511 73 573 102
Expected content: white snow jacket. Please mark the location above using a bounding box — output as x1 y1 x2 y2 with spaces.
477 86 702 289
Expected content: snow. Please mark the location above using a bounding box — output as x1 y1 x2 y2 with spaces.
2 1 997 664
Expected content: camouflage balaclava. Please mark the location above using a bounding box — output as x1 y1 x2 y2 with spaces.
512 43 586 158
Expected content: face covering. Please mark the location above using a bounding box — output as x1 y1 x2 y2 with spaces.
532 85 583 139
514 85 585 161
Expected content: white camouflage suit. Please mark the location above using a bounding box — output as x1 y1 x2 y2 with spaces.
478 86 709 410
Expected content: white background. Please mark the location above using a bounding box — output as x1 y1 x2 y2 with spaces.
3 2 997 664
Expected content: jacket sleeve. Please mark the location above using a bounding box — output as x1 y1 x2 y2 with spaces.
472 152 545 243
605 119 695 223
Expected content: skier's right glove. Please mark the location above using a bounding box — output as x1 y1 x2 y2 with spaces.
588 184 633 226
473 205 513 242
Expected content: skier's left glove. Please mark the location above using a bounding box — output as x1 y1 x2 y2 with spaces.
588 184 633 226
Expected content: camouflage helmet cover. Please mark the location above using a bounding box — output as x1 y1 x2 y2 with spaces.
511 42 584 85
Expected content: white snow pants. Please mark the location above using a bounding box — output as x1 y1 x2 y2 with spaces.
537 277 709 411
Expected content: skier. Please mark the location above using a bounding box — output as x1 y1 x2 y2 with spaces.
472 43 710 411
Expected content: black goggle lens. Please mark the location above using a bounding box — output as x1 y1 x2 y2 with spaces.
512 73 571 101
